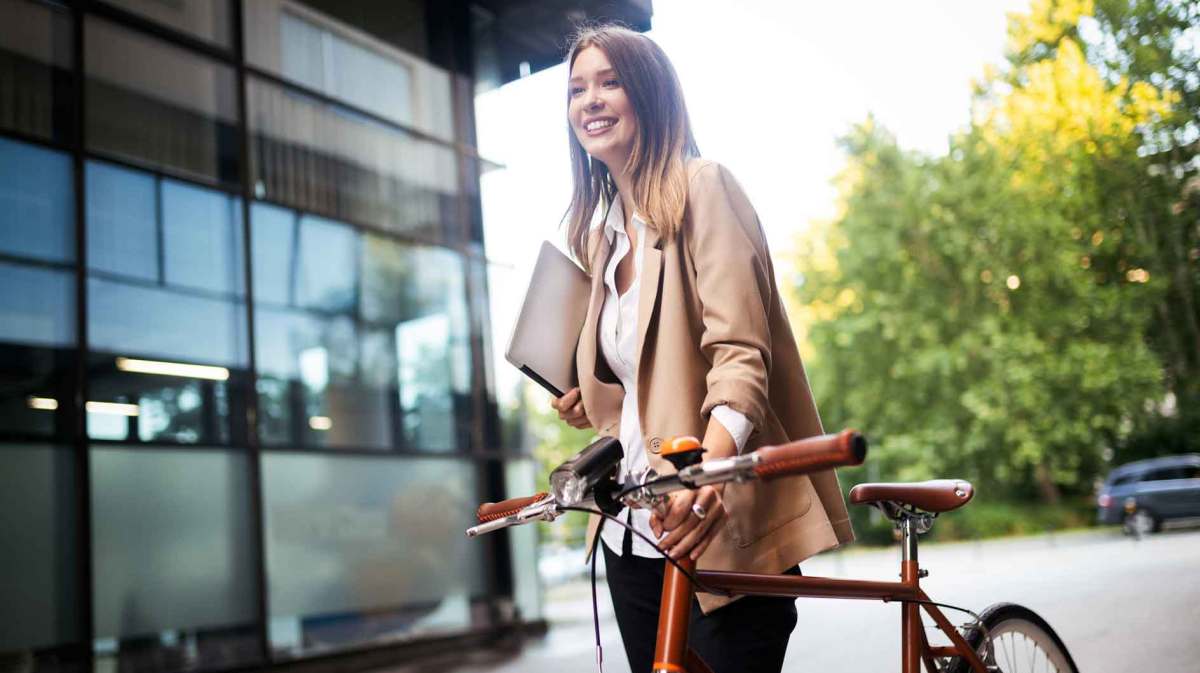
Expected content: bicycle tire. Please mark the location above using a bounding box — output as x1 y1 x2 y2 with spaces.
947 602 1079 673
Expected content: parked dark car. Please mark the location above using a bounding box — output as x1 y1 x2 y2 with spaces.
1097 454 1200 534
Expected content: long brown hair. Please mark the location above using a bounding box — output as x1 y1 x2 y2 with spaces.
564 25 699 272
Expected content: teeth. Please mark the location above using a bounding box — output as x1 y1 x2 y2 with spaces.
586 119 615 131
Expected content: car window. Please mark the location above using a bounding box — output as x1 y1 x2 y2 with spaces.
1143 467 1187 481
1181 465 1200 479
1110 474 1134 486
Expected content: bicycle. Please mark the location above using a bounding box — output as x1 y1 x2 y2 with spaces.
467 430 1080 673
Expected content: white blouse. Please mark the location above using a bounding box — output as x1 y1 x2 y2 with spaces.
596 197 753 558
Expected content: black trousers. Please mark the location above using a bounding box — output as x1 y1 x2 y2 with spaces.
602 527 799 673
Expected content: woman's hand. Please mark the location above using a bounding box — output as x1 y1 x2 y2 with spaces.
650 484 727 561
552 387 592 429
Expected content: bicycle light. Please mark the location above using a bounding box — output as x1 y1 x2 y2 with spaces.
550 436 623 505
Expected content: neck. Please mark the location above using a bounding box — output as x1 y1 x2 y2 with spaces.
607 160 636 219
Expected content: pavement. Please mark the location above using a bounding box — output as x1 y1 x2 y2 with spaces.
374 525 1200 672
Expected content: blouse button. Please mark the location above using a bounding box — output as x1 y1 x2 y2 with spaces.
648 437 662 454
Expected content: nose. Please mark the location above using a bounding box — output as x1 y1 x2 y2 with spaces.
583 87 604 112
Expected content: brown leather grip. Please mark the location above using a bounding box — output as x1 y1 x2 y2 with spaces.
752 430 867 481
476 493 548 522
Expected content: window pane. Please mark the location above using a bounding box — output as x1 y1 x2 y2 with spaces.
85 17 239 185
246 76 460 241
249 202 295 307
89 277 248 368
0 137 74 263
90 447 259 668
0 0 73 142
0 445 79 652
87 160 249 374
162 179 245 296
100 0 231 48
0 260 75 348
252 206 474 451
243 0 450 140
261 453 483 655
86 161 158 282
296 214 357 312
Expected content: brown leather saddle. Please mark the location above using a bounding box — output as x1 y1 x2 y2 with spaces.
849 479 975 517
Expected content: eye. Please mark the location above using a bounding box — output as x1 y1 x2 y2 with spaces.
569 86 585 98
603 78 620 88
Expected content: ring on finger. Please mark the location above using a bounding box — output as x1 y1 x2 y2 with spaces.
691 503 707 520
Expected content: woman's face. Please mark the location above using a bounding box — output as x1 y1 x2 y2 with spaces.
568 45 637 173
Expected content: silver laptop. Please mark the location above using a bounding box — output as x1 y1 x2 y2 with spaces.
505 241 591 397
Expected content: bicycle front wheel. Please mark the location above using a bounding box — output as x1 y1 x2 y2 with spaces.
948 602 1079 673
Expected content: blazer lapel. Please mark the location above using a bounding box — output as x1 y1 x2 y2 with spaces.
579 227 610 384
578 227 623 434
635 224 664 368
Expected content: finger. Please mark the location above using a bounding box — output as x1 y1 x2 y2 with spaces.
659 514 699 550
570 401 585 417
669 508 722 559
561 387 580 406
689 511 726 560
649 512 663 538
661 493 695 531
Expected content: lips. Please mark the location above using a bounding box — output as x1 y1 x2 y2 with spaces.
584 117 617 135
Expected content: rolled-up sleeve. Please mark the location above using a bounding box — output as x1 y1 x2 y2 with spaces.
710 403 754 453
686 162 773 433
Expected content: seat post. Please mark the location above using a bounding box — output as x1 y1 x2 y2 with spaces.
900 515 918 564
899 515 922 673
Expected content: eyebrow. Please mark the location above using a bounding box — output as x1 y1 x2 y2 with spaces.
568 67 616 84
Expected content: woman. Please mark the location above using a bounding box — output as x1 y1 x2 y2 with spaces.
549 25 855 673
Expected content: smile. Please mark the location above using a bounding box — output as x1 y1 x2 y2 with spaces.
585 118 617 134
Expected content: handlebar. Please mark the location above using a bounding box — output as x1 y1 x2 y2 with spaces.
467 429 867 537
477 492 549 522
753 429 866 480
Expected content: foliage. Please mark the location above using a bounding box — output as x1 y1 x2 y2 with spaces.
525 391 596 545
795 0 1198 505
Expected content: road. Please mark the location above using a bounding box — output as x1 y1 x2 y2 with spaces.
386 526 1200 672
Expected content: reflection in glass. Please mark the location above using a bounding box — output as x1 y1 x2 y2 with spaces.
0 137 76 439
243 0 452 140
100 0 231 48
86 161 158 282
0 137 74 263
261 453 483 655
246 76 460 241
0 445 79 652
252 207 472 451
0 0 73 142
90 446 259 670
86 160 247 444
296 214 357 312
249 202 294 306
162 180 244 296
0 254 75 351
85 16 239 185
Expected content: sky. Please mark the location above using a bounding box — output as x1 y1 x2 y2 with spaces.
475 0 1031 405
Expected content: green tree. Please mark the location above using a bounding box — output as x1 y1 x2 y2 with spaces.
793 0 1186 503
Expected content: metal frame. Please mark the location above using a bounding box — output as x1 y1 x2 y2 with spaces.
1 0 523 670
652 522 990 673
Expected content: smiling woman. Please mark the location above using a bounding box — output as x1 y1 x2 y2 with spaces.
548 24 855 673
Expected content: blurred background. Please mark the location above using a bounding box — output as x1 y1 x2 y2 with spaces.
0 1 1196 673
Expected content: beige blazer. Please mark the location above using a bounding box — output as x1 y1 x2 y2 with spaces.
578 159 855 613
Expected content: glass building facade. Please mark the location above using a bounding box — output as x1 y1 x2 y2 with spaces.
0 0 659 670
